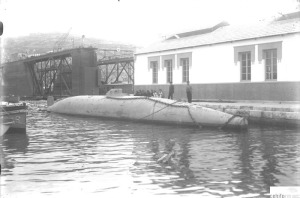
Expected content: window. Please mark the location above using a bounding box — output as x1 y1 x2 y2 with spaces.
165 60 173 83
258 41 282 63
264 49 277 80
148 56 160 71
181 58 189 82
177 52 192 83
240 52 251 81
234 45 255 65
151 61 158 84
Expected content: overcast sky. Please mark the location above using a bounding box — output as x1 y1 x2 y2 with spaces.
0 0 298 47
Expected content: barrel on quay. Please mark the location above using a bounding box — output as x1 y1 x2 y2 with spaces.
47 90 248 130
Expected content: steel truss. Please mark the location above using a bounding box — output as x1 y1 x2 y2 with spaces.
98 60 134 84
25 55 72 97
96 49 134 84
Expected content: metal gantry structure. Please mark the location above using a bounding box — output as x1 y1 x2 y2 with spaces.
96 49 134 85
24 52 72 97
20 47 135 97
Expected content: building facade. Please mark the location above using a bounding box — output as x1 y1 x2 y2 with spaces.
134 17 300 101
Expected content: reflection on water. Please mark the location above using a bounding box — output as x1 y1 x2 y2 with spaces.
2 132 29 152
1 132 29 171
0 101 299 197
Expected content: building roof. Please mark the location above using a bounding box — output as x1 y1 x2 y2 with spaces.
166 21 229 40
276 11 300 21
136 18 300 55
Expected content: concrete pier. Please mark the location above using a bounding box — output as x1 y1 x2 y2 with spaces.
194 101 300 127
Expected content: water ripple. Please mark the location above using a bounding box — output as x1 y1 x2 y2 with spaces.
0 101 299 197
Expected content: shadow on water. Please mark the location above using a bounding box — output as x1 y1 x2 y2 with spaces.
0 131 29 172
2 132 29 153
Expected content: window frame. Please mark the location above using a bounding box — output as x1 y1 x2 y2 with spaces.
151 61 158 84
240 51 251 81
181 58 189 83
165 59 173 83
264 49 277 81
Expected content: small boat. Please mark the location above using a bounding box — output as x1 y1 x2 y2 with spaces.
47 89 248 130
0 119 14 136
0 101 27 136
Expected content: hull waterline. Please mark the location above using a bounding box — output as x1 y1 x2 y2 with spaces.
47 95 248 130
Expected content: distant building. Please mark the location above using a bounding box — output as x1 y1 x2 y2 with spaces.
134 15 300 101
9 53 28 61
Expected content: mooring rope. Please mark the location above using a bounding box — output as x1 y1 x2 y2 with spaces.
0 105 15 124
106 96 187 108
138 100 179 120
187 106 202 128
0 106 8 114
106 96 146 100
221 114 239 129
151 100 158 121
105 96 221 129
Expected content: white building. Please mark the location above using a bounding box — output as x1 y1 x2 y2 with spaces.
134 15 300 101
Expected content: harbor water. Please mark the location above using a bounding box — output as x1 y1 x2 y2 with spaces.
0 101 299 197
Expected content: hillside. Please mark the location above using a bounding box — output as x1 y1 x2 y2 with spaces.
2 33 136 62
